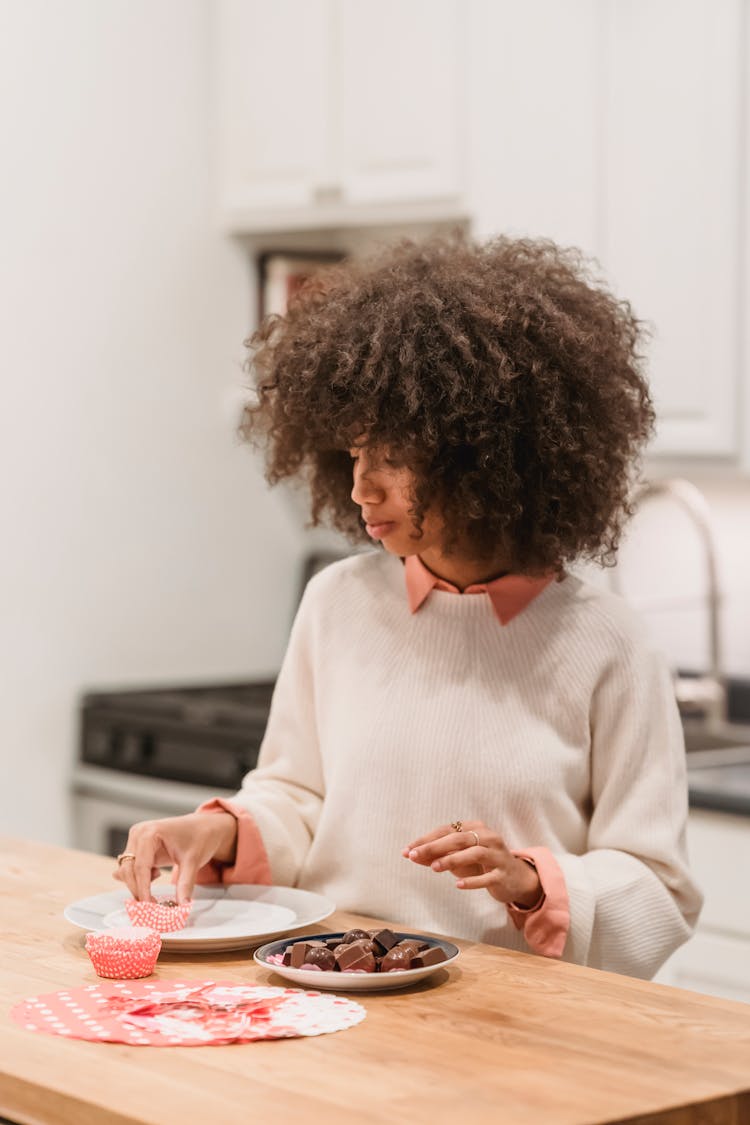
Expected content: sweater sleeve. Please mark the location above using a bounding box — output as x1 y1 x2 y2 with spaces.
506 848 570 958
215 586 325 888
551 630 703 978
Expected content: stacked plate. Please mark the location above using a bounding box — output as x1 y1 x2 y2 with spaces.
64 884 335 952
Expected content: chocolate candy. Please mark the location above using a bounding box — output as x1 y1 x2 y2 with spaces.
275 932 450 975
335 939 373 969
289 940 327 968
380 947 413 972
341 928 371 945
304 945 336 971
412 946 448 967
395 940 426 958
368 928 398 955
335 943 377 973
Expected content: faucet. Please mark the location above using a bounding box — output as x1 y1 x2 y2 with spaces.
610 477 727 727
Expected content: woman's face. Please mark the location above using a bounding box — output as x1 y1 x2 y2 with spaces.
349 445 445 559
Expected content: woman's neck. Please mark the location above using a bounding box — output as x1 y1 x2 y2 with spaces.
416 547 511 591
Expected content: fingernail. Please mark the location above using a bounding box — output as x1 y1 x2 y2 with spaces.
431 860 441 871
456 879 465 888
408 849 418 859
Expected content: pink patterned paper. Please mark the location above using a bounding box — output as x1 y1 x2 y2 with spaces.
11 980 366 1046
85 926 161 979
125 897 193 932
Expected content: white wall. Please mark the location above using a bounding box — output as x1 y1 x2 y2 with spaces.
0 1 303 845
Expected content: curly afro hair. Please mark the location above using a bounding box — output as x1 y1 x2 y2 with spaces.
241 232 654 574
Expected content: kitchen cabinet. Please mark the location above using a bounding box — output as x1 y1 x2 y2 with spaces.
654 809 750 1002
216 0 330 216
215 0 465 230
468 0 745 464
600 0 743 461
216 0 749 466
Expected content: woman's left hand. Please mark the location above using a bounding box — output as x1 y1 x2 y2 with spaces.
403 821 543 909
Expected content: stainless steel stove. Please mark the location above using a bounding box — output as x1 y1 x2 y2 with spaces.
71 680 275 856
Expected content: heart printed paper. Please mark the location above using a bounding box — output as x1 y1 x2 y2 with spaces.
11 979 366 1046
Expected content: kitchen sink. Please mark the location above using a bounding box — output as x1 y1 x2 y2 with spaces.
681 721 750 816
682 720 750 757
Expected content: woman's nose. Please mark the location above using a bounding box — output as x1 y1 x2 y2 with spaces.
351 464 384 505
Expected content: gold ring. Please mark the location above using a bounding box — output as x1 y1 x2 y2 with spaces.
116 852 136 866
451 820 463 833
469 830 480 847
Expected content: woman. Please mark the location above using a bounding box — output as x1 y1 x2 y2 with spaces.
114 233 702 978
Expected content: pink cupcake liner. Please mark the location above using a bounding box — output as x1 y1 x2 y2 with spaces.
85 925 162 980
125 896 193 933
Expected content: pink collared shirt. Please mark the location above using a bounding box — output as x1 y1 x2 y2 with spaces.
403 553 556 624
194 554 570 961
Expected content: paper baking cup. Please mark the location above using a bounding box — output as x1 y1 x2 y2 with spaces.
85 926 162 979
125 896 193 933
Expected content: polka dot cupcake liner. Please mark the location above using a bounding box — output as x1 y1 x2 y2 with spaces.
85 926 162 979
125 896 193 933
11 980 367 1045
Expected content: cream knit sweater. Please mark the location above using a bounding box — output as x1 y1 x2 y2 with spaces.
229 552 702 978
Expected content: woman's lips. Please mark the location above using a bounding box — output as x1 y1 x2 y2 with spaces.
365 521 396 539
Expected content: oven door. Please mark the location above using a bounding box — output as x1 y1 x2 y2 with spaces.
70 765 235 857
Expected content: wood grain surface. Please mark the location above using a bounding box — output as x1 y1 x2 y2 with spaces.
1 835 748 1125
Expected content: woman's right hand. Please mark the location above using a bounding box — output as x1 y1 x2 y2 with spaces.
112 811 239 904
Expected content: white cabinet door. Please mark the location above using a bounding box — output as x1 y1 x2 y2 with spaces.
654 809 750 1004
657 930 750 1004
216 0 464 220
685 809 750 933
601 0 743 457
216 0 332 213
337 0 463 204
465 0 601 257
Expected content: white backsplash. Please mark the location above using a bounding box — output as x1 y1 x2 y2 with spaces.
578 479 750 680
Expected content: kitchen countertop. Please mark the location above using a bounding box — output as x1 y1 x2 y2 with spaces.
2 836 750 1125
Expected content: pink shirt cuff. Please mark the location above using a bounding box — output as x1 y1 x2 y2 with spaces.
192 798 272 886
507 847 570 959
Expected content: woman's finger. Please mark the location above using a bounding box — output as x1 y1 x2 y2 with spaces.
117 825 159 901
174 855 198 905
454 870 500 891
112 863 167 892
403 821 484 851
132 854 157 902
430 845 487 873
113 862 144 899
406 826 493 865
402 824 458 856
453 868 532 905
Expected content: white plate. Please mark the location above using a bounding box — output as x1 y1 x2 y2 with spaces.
254 931 460 991
64 884 335 952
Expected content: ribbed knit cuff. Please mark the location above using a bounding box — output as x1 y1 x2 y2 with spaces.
193 798 273 886
507 847 570 959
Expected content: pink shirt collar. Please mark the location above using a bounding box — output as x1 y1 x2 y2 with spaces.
403 554 555 626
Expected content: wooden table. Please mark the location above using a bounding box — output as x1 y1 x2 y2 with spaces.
1 836 749 1125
